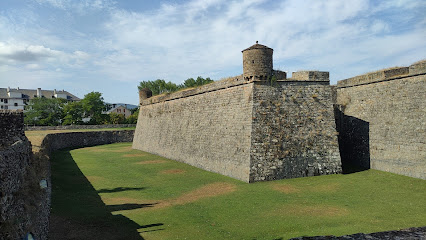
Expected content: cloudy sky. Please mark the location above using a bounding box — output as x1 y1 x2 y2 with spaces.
0 0 425 104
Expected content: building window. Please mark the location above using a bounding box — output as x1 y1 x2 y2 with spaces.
0 99 3 102
1 105 3 109
124 109 125 112
14 103 18 106
4 106 8 109
4 99 8 103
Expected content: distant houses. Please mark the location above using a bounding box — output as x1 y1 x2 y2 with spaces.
0 87 80 110
105 103 137 118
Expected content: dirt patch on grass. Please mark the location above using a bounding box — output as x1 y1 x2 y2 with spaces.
272 184 300 194
123 153 148 158
161 169 186 174
274 204 349 217
315 183 340 192
272 183 340 194
135 160 167 164
156 182 236 208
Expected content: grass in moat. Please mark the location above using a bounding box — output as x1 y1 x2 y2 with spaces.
50 142 426 240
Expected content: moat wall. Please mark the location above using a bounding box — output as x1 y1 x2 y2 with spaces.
335 60 426 179
0 110 134 240
0 111 50 240
133 75 342 182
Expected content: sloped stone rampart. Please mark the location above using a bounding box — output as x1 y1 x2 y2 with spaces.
134 75 341 182
336 60 426 179
134 80 254 182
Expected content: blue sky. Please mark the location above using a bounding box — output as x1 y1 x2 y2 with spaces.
0 0 425 104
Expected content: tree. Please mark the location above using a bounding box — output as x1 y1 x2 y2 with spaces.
138 77 214 96
62 101 84 125
108 112 126 124
24 97 66 126
138 79 180 96
127 108 139 124
81 92 107 124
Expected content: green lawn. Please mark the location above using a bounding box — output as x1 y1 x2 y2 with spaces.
50 142 426 240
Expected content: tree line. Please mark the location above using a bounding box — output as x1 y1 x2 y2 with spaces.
24 92 138 126
138 76 214 96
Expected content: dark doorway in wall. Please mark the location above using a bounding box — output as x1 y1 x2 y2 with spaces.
334 108 370 174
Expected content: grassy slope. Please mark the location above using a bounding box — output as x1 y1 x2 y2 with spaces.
51 143 426 240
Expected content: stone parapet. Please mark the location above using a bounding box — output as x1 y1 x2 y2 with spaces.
140 75 246 105
409 59 426 75
337 67 410 88
290 71 329 82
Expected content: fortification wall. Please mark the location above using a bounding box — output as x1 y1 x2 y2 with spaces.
336 60 426 179
0 111 50 240
134 72 342 182
40 130 134 154
250 81 341 182
134 77 254 182
25 124 136 131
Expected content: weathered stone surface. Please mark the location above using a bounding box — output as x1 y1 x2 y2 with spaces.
250 81 341 182
336 60 426 179
1 109 134 240
133 81 254 182
0 111 50 240
133 75 341 182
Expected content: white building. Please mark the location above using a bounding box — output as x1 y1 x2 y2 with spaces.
105 104 132 118
0 87 80 110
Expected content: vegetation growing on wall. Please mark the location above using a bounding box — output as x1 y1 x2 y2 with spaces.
138 76 214 96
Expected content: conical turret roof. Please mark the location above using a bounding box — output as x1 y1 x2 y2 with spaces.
242 41 273 52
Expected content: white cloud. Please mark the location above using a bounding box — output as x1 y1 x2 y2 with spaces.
0 42 64 63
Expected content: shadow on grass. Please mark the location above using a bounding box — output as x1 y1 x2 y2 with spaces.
98 187 146 193
50 150 163 240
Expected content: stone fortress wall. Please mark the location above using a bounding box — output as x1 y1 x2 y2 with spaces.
0 110 50 240
133 42 342 182
0 110 135 240
335 60 426 179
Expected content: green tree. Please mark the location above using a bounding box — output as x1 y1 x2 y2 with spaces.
81 92 107 124
24 97 66 126
127 108 139 124
138 79 180 95
108 112 126 124
139 77 214 96
62 101 84 125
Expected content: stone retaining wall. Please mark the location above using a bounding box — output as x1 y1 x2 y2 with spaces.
0 111 50 240
25 124 136 131
1 110 134 240
40 130 134 154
